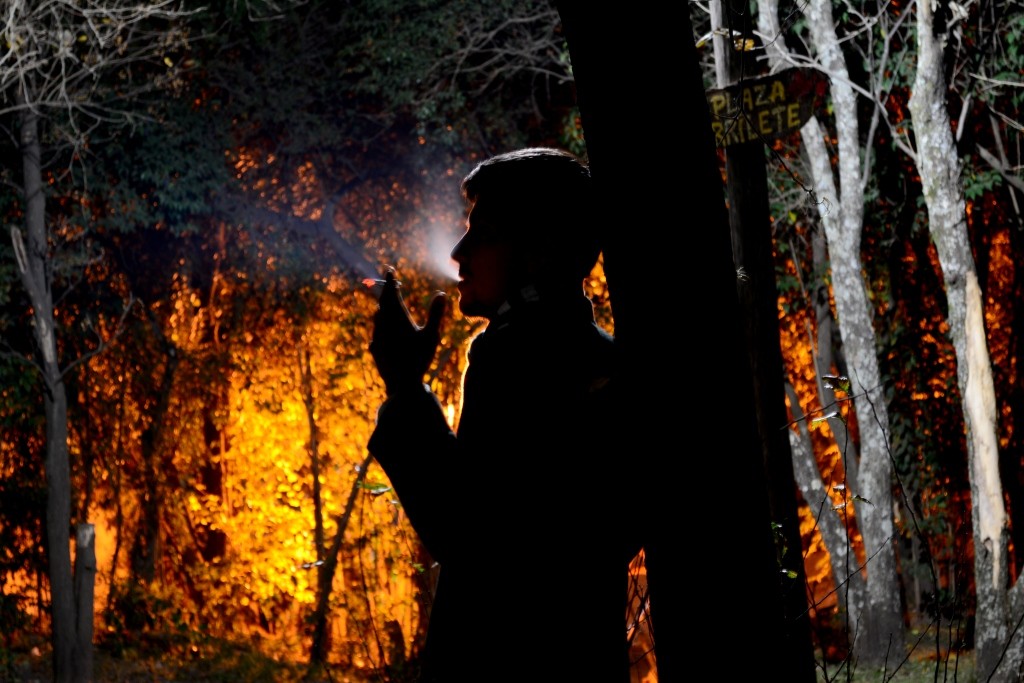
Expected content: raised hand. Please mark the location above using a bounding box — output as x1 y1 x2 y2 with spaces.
369 268 447 396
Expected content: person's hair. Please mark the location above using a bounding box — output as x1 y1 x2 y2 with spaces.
461 147 600 284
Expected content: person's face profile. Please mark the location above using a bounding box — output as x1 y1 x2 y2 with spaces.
450 199 517 320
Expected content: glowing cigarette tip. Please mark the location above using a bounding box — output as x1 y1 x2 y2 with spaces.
362 278 401 288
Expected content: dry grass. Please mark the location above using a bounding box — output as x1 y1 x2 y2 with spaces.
816 625 977 683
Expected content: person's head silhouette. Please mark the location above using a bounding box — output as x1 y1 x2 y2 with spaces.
451 147 599 319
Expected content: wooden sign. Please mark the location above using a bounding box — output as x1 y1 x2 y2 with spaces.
706 68 828 147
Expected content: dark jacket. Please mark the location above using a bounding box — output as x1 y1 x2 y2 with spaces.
368 290 637 682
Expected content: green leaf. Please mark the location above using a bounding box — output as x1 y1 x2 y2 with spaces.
822 374 851 392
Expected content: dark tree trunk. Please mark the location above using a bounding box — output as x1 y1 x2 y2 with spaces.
14 90 92 683
130 348 178 583
44 376 77 682
999 207 1024 580
199 404 227 563
299 345 326 563
555 3 806 679
308 453 372 670
727 122 818 683
720 14 816 677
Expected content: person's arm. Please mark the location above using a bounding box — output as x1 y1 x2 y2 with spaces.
368 384 459 562
367 269 456 561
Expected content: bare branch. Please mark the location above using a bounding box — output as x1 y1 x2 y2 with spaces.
969 72 1024 90
0 0 204 167
0 338 40 375
230 0 308 22
415 4 569 110
977 145 1024 193
861 0 915 187
60 293 137 379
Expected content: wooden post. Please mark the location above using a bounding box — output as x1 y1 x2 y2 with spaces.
712 0 816 677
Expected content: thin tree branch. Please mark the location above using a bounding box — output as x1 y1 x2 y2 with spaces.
60 293 136 379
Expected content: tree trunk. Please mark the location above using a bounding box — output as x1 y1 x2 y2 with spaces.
754 0 906 664
129 353 176 584
300 343 329 666
786 382 867 617
299 346 326 563
775 114 869 625
556 3 802 679
713 2 816 674
308 453 372 669
908 1 1020 678
73 524 96 682
804 0 906 666
12 90 86 683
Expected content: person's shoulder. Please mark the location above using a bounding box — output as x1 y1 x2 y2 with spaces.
585 320 615 355
591 321 614 344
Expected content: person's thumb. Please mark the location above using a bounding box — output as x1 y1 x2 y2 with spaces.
422 292 447 337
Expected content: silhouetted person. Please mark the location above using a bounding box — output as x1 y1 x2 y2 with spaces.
368 148 638 681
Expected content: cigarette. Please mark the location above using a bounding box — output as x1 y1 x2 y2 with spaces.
362 278 402 288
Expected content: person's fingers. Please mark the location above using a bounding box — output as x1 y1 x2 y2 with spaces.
380 266 398 298
377 269 409 321
423 292 447 338
382 266 418 322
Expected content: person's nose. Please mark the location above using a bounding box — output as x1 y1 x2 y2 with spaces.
450 233 468 263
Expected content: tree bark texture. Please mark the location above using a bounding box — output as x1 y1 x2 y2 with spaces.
805 115 902 658
758 1 869 625
802 0 906 663
758 0 905 663
785 383 865 616
908 1 1017 678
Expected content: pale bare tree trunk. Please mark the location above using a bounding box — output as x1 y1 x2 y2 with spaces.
782 184 867 626
785 383 866 618
907 1 1022 678
756 0 905 665
794 116 873 643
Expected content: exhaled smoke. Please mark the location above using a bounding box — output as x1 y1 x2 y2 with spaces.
356 170 464 290
426 221 461 284
355 214 460 299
